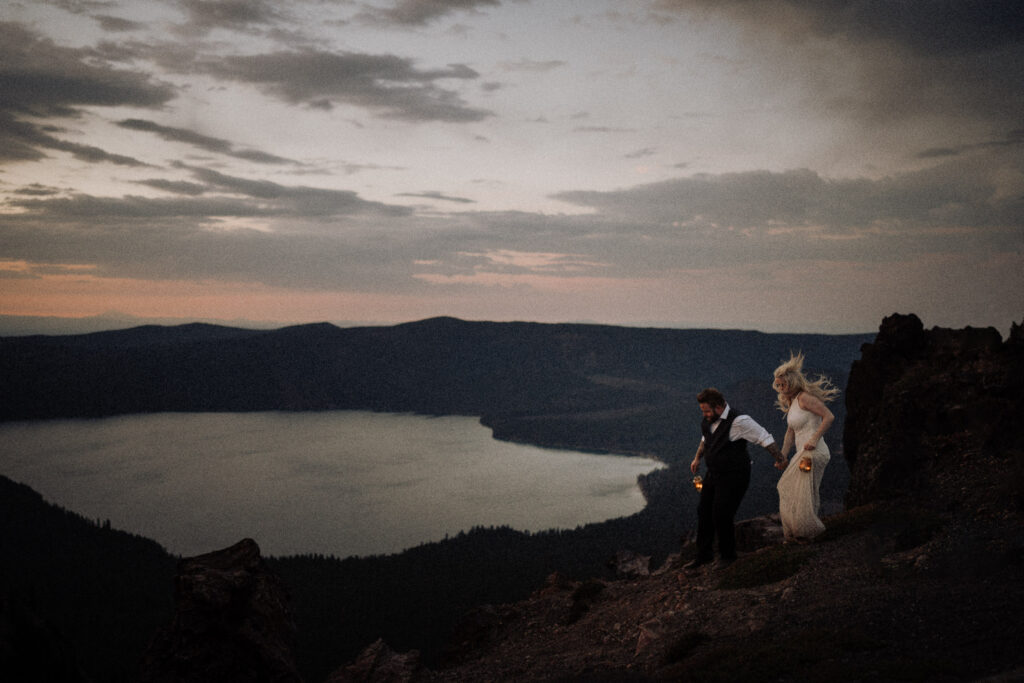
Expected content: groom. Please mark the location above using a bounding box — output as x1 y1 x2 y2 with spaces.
686 388 786 570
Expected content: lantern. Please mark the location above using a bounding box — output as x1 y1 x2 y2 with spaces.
799 456 812 472
693 475 703 491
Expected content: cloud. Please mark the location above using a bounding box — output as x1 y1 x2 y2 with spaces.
396 191 476 204
135 179 209 196
12 184 61 197
192 49 493 122
116 119 295 164
625 147 657 159
915 129 1024 160
651 1 1024 133
0 22 175 163
3 153 1021 308
653 0 1024 55
93 15 145 32
554 160 1023 235
363 0 503 27
12 163 414 220
0 22 175 117
499 59 566 73
0 111 149 166
573 126 637 134
178 0 285 33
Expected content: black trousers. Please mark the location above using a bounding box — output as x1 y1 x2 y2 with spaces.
695 463 751 561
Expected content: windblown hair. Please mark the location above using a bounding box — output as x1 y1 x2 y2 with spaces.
773 352 840 412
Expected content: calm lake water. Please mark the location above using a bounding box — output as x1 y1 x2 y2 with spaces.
0 411 663 558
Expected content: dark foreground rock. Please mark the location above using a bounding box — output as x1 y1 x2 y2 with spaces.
137 538 302 683
844 313 1024 509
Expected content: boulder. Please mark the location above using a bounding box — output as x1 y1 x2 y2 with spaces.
136 538 302 683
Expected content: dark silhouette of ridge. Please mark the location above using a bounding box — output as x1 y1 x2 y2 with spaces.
0 316 871 428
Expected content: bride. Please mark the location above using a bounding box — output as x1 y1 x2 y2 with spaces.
773 353 839 542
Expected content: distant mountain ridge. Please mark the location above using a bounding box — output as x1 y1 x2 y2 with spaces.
0 317 871 458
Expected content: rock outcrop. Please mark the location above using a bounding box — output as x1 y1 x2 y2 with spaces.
136 538 302 683
843 313 1024 509
326 639 421 683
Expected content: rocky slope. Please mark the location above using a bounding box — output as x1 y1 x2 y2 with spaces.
329 314 1024 681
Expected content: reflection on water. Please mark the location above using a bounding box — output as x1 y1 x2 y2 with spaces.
0 411 663 558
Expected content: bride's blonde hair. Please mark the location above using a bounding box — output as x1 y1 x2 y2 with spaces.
773 351 839 412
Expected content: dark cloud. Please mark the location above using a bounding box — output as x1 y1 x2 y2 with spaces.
654 0 1024 55
93 15 144 32
797 0 1022 57
653 1 1024 131
192 49 492 122
40 135 151 167
364 0 502 27
916 129 1024 160
0 22 175 164
11 165 412 220
178 0 284 32
10 194 266 219
136 179 209 196
0 113 51 162
12 184 61 197
499 59 566 73
625 147 657 159
0 22 175 117
116 119 295 164
0 111 149 166
552 157 1024 240
396 191 476 204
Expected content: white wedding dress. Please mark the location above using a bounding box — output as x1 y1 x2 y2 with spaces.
777 395 830 540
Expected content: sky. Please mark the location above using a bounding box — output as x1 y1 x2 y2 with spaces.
1 0 1022 335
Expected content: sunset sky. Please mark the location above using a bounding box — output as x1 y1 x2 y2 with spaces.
2 0 1022 335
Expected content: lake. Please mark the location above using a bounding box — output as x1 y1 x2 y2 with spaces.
0 411 663 558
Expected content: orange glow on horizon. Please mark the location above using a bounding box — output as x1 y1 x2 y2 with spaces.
0 271 424 323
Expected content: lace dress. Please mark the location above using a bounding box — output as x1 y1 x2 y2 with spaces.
777 395 830 540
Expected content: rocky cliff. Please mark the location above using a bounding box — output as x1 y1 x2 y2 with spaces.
844 313 1024 510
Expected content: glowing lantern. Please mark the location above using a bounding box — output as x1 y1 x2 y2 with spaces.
693 475 703 491
799 456 812 472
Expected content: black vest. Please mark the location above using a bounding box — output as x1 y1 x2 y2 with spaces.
701 408 750 472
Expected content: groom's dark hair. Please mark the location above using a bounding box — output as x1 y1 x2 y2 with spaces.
697 388 726 408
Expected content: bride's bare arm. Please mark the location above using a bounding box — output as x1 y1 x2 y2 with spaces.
797 392 834 450
782 426 795 457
